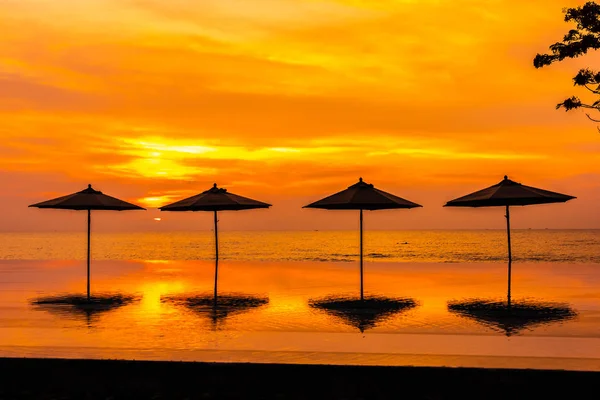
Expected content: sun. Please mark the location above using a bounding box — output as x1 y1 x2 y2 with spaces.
154 217 162 222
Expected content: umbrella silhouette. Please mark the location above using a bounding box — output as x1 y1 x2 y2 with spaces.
304 178 421 300
159 184 271 303
447 298 577 336
29 184 145 301
309 296 417 333
444 176 575 306
162 293 269 329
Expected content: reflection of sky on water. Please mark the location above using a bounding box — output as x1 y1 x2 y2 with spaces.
0 259 598 368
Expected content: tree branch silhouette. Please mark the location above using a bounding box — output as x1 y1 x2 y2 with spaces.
534 2 600 127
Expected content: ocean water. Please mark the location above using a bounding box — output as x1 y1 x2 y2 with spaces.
1 259 599 370
1 230 599 370
1 229 599 263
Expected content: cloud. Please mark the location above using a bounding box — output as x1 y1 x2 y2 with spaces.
0 73 102 111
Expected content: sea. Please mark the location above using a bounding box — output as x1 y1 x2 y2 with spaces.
1 229 599 371
1 229 599 263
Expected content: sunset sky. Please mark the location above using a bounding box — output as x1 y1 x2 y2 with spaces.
1 0 599 231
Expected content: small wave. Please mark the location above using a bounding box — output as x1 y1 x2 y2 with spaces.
367 253 392 259
301 257 354 263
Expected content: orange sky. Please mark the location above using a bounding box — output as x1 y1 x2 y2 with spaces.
1 0 599 231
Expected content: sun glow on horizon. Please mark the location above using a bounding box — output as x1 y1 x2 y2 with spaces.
140 196 176 208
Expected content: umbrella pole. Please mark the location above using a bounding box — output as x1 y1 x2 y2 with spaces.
505 205 512 309
214 210 219 306
360 209 364 301
87 208 91 302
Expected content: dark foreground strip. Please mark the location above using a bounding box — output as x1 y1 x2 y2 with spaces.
0 357 597 400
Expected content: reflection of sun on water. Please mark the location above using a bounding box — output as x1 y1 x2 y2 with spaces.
139 281 186 316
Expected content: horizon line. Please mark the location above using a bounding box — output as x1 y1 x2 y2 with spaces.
0 228 598 234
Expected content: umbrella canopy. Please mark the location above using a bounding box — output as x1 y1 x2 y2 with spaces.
444 176 575 306
30 184 144 210
305 177 422 210
304 178 422 300
159 183 271 211
29 184 145 301
444 176 575 207
159 183 271 302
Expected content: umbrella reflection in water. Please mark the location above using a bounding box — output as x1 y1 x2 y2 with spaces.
447 297 577 336
31 293 137 327
162 293 269 329
309 295 418 333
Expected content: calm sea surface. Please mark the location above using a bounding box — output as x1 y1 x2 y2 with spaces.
0 230 599 370
1 230 599 263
